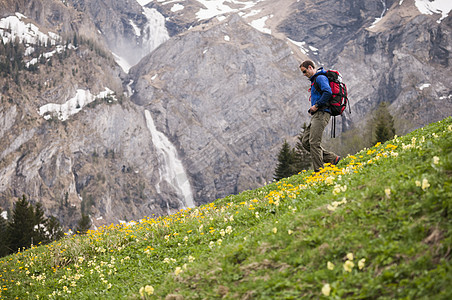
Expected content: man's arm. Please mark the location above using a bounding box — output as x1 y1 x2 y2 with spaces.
315 75 332 108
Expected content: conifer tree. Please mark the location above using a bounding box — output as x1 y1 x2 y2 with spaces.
0 215 9 257
273 140 297 181
76 214 91 234
373 102 396 144
33 202 48 245
46 216 64 242
8 195 35 251
293 124 312 172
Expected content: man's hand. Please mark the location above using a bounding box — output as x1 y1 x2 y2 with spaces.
309 105 318 114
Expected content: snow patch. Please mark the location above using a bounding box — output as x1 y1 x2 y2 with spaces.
415 0 452 23
308 45 319 52
240 9 261 18
26 45 67 67
38 88 117 121
250 15 272 34
418 83 431 90
171 4 184 12
224 35 230 41
195 0 265 21
1 211 7 220
0 13 60 45
287 38 309 55
136 0 153 5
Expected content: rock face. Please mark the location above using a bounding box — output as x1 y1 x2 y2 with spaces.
279 0 452 134
0 0 451 228
66 0 165 69
130 15 308 204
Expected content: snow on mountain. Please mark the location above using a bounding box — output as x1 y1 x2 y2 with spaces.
0 13 76 67
415 0 452 22
249 15 272 34
39 88 117 121
194 0 265 21
0 13 60 45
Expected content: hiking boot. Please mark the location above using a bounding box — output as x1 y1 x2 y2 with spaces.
333 156 341 165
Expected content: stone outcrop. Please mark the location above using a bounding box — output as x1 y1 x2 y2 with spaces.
130 15 309 204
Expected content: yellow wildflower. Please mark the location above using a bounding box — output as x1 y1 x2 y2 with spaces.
422 178 430 190
139 285 154 297
346 253 354 261
321 283 331 296
343 260 354 272
327 261 335 270
325 176 334 185
327 204 337 212
385 188 391 198
272 227 277 234
433 156 439 165
358 258 366 270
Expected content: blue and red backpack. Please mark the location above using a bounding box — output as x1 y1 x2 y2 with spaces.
313 70 349 117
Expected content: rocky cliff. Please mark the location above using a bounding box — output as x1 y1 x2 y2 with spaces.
280 0 452 133
130 14 307 204
0 0 451 228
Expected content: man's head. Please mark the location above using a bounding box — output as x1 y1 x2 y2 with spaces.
299 60 316 78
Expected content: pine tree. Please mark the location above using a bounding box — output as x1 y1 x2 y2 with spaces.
273 140 297 181
373 102 396 144
8 195 35 251
73 33 78 47
76 214 91 234
0 214 9 257
46 216 64 242
33 202 48 245
293 124 312 172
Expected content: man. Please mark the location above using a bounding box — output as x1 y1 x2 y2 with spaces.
299 60 340 172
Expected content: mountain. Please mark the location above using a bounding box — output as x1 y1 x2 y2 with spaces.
0 0 451 229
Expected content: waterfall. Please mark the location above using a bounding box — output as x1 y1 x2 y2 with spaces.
379 0 387 18
142 7 169 55
144 110 195 210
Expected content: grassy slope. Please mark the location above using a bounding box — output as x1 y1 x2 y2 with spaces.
1 117 451 300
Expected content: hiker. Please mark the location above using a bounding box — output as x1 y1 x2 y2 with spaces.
299 60 340 172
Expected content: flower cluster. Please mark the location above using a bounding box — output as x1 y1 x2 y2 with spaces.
322 252 367 296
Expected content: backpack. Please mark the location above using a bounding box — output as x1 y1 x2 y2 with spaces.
313 70 349 117
313 70 350 138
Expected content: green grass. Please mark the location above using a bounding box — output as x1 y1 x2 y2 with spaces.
1 117 451 299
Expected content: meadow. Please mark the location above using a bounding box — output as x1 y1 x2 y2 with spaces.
1 117 451 299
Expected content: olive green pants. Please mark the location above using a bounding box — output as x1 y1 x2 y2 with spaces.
301 111 337 172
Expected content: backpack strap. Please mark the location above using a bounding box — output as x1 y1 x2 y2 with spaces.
331 116 336 138
312 75 321 93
